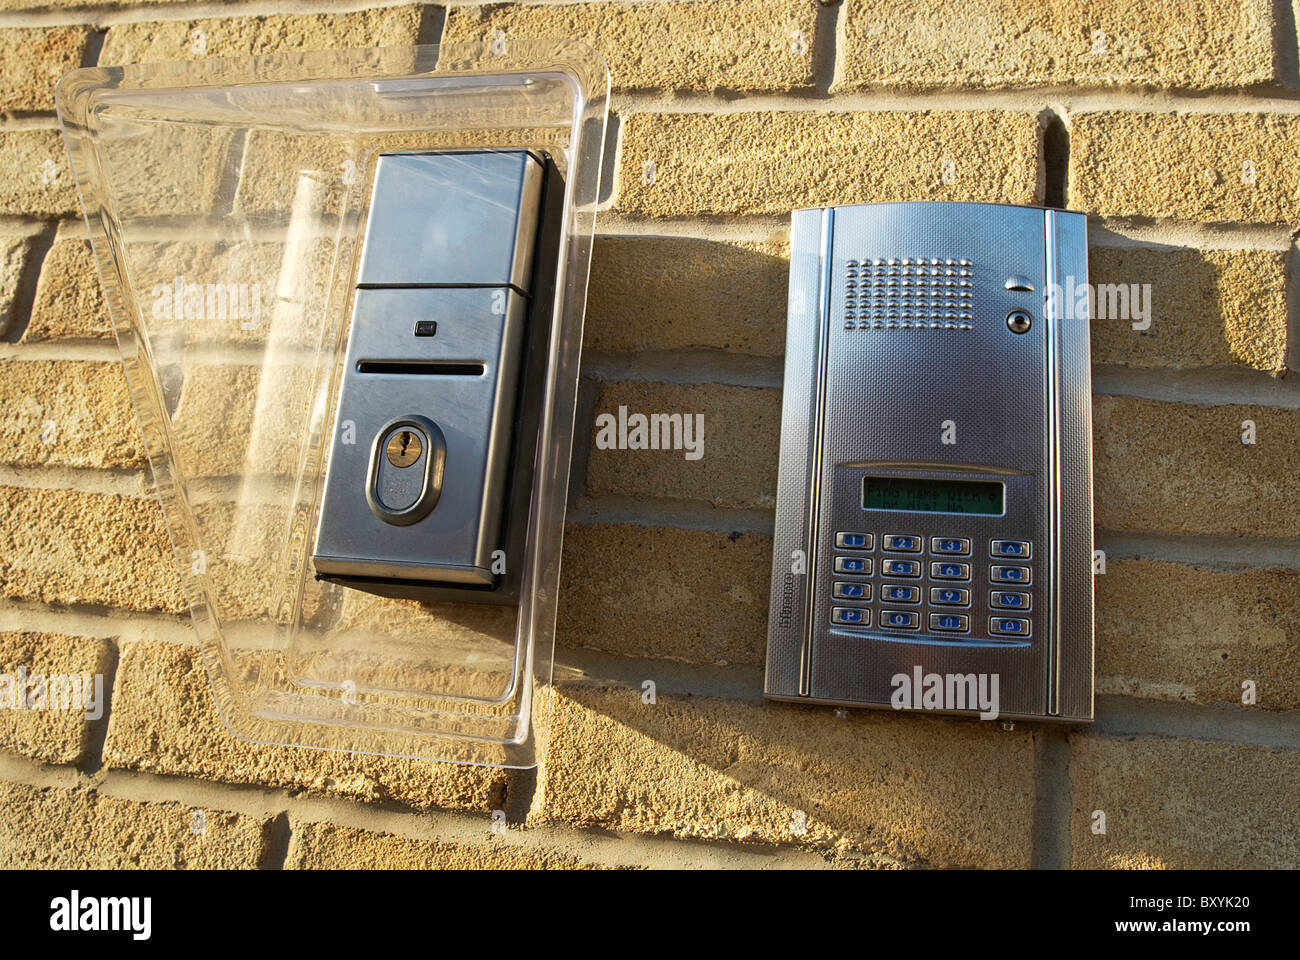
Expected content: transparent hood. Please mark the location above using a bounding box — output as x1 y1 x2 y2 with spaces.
56 41 609 768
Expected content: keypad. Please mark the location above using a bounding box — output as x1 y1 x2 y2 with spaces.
991 539 1031 559
832 607 870 626
931 537 970 555
929 613 968 633
833 581 870 600
990 616 1030 637
834 556 872 575
990 564 1031 585
990 590 1030 610
881 559 921 578
931 587 969 605
826 530 1034 638
881 584 920 604
930 561 970 580
880 610 919 630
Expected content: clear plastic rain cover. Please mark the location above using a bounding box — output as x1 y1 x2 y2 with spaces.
55 41 609 768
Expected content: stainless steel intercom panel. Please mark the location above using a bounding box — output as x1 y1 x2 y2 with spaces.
313 149 561 602
765 202 1094 722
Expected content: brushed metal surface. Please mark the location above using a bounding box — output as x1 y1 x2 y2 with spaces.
356 150 543 291
313 149 544 586
765 201 1094 722
312 287 528 584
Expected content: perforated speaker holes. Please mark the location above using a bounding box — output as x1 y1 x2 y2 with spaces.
843 257 974 331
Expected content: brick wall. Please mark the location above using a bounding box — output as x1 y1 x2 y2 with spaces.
0 0 1297 869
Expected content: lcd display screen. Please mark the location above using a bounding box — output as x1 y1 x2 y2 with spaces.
863 476 1004 515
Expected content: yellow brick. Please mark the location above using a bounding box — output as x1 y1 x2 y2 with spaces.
1093 395 1300 537
312 590 520 699
27 236 111 341
0 130 79 217
91 123 232 220
838 0 1275 91
0 631 111 765
231 131 352 218
111 237 338 349
1089 245 1287 373
285 821 592 869
617 110 1042 216
0 486 185 613
103 641 526 813
444 0 818 93
0 235 32 338
1070 734 1300 868
0 27 90 113
230 127 563 217
0 360 141 470
169 365 313 479
559 523 770 665
188 501 292 623
541 682 1037 866
1070 112 1300 224
0 781 272 868
99 7 423 65
1097 559 1300 708
1 0 186 8
586 236 789 355
585 381 780 508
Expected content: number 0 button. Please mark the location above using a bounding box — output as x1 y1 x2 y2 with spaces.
881 610 919 630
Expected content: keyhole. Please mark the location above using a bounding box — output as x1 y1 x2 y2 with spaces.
385 428 422 467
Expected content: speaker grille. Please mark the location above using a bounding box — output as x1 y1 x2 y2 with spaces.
844 257 973 330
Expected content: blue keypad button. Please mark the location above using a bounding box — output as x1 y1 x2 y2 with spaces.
882 585 920 603
882 559 921 577
990 564 1031 585
931 537 970 555
990 590 1030 610
881 609 920 629
991 539 1031 559
835 531 873 550
833 581 870 600
831 607 870 626
928 613 969 633
990 616 1031 637
930 561 970 580
834 556 872 575
930 587 970 606
883 535 921 553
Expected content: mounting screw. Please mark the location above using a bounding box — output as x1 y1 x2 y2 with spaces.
1006 309 1032 334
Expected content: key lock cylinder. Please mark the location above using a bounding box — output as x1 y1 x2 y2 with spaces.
312 149 562 603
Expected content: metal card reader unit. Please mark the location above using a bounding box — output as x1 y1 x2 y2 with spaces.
312 149 559 600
